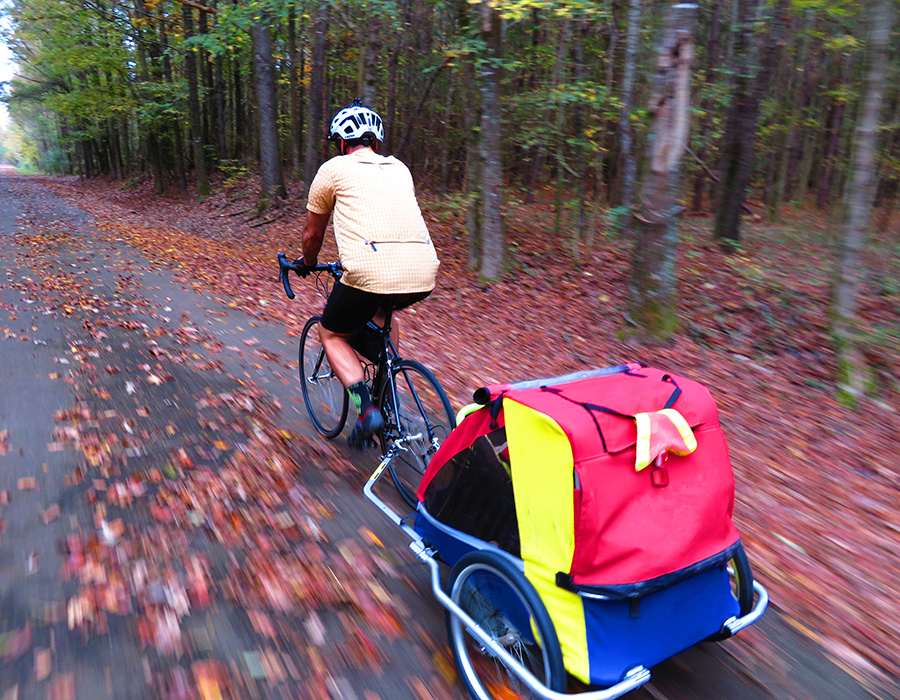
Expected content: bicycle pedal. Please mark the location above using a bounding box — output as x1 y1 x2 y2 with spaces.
349 437 376 452
348 429 377 452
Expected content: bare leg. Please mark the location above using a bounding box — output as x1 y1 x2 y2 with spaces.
320 323 384 445
319 326 365 387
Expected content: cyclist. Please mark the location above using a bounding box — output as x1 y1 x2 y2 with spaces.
297 99 440 449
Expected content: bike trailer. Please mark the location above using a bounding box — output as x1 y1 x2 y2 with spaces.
413 363 763 688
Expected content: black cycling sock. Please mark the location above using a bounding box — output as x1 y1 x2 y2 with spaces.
347 381 373 417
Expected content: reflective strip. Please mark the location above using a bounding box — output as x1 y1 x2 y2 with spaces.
455 403 481 426
660 408 697 455
634 412 652 472
634 409 698 471
504 399 590 684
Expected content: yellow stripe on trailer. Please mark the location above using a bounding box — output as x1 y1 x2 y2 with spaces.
503 398 591 684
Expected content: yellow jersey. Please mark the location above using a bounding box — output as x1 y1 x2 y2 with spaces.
307 148 440 294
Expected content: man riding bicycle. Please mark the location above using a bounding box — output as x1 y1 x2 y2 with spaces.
297 99 440 449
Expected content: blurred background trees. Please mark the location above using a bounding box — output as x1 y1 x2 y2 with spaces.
1 0 897 389
4 0 894 224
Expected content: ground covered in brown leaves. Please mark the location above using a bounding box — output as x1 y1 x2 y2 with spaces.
39 173 900 690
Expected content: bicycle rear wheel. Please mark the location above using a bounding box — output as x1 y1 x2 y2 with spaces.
378 359 454 507
446 551 566 700
299 316 349 438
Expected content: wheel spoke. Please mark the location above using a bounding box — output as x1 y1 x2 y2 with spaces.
379 360 454 507
447 553 565 700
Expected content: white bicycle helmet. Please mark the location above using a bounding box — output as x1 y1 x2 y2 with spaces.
328 98 384 143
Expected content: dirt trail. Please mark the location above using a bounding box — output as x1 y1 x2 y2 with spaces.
0 171 894 700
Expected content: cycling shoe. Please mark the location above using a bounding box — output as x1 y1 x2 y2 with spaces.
348 407 385 451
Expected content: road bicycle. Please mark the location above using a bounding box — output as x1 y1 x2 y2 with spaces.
277 253 455 506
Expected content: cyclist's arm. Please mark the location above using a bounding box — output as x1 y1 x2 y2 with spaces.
301 209 330 266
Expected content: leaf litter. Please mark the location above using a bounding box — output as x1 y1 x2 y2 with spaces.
2 183 449 700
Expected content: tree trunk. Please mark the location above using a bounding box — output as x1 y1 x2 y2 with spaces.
478 1 505 281
385 42 399 155
595 0 618 209
465 87 482 272
212 0 227 163
182 4 211 199
359 21 380 107
714 0 787 248
626 3 696 343
816 62 849 210
713 0 758 246
572 18 590 254
524 16 573 204
199 8 213 168
876 179 897 232
690 0 722 213
619 0 642 211
458 1 481 271
288 6 304 178
131 0 166 193
772 10 810 218
439 69 457 193
833 0 894 401
158 17 186 190
304 4 330 191
384 0 412 154
251 16 286 211
108 122 122 179
232 55 244 160
396 64 450 161
794 84 822 204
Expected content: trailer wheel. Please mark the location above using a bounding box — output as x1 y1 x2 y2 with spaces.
708 542 755 641
446 551 566 700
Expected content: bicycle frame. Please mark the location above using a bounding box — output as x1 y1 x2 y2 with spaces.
278 253 444 454
364 313 443 462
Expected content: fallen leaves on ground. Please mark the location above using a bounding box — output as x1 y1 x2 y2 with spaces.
2 172 898 696
1 180 451 700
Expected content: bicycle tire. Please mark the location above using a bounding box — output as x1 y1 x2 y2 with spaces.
378 359 455 507
299 316 349 438
446 551 567 700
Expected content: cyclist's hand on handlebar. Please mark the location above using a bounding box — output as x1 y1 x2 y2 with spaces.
293 257 313 278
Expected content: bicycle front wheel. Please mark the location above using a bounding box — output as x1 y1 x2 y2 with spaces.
299 316 349 438
447 551 566 700
378 359 455 507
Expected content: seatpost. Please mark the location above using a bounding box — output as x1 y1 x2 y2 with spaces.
380 306 394 337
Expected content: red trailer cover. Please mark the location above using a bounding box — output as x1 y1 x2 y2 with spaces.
419 364 740 589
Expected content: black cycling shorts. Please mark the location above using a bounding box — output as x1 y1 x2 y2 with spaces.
320 281 432 335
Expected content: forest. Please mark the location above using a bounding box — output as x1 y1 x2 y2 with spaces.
1 0 898 397
1 1 900 689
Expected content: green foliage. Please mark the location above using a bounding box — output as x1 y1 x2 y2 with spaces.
5 0 142 164
601 206 630 238
136 82 185 130
822 34 860 53
420 193 471 226
487 0 605 22
37 147 69 174
123 173 149 190
0 0 895 227
793 0 863 20
220 160 251 188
